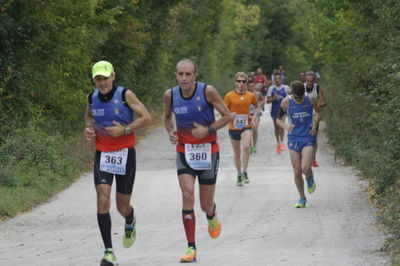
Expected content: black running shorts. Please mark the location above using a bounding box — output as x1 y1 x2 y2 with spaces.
93 148 136 194
229 127 251 141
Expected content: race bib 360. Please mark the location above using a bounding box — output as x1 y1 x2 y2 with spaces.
184 143 212 170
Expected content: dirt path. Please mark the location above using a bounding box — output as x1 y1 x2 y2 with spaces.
0 111 389 266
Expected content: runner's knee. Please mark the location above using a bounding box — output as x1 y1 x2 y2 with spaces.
242 142 250 150
182 191 195 204
97 195 110 212
293 168 302 177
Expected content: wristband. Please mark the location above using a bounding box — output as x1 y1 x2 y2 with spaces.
124 126 132 134
208 125 216 135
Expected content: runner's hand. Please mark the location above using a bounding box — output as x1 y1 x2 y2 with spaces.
310 123 317 135
286 124 295 132
169 130 179 145
191 122 208 139
105 120 124 138
84 123 96 141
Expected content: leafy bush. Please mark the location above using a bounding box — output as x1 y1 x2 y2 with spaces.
307 0 400 255
0 115 80 216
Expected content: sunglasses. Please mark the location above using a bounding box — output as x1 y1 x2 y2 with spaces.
236 80 247 83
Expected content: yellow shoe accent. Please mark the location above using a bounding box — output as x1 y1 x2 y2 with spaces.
122 221 136 248
236 174 244 186
242 172 250 184
207 216 221 239
101 249 118 266
294 197 307 208
180 247 196 263
306 177 316 194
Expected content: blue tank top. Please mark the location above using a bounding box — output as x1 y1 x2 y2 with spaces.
287 95 315 142
270 85 289 109
91 86 134 150
171 82 216 144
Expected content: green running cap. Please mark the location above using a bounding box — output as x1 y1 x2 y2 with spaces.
92 61 114 78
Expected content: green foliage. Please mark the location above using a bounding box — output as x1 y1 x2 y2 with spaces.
306 0 400 255
0 0 314 140
0 115 79 187
0 114 80 217
307 0 400 192
0 0 96 138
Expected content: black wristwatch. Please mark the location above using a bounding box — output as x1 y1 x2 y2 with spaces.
208 125 216 135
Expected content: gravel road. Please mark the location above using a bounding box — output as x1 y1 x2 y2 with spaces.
0 111 390 266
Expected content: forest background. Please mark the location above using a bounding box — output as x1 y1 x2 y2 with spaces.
0 0 399 262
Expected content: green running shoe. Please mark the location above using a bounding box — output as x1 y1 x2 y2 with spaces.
101 249 118 266
180 246 197 263
242 172 250 184
306 176 316 194
250 146 257 153
122 218 136 248
294 197 307 208
236 174 243 186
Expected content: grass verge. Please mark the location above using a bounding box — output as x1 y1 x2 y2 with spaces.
0 111 162 221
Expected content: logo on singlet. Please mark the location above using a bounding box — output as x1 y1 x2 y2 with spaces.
174 106 188 114
92 109 105 116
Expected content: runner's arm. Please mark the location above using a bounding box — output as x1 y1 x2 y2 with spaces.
190 85 232 140
317 86 328 107
310 96 321 135
105 90 152 137
252 94 261 120
163 89 179 144
84 96 96 141
206 85 233 131
276 98 294 132
125 90 152 130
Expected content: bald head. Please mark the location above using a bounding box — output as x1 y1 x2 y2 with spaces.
175 59 198 91
176 59 197 74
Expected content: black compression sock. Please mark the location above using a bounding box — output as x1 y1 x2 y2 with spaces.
125 207 134 225
97 213 112 249
206 203 216 220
